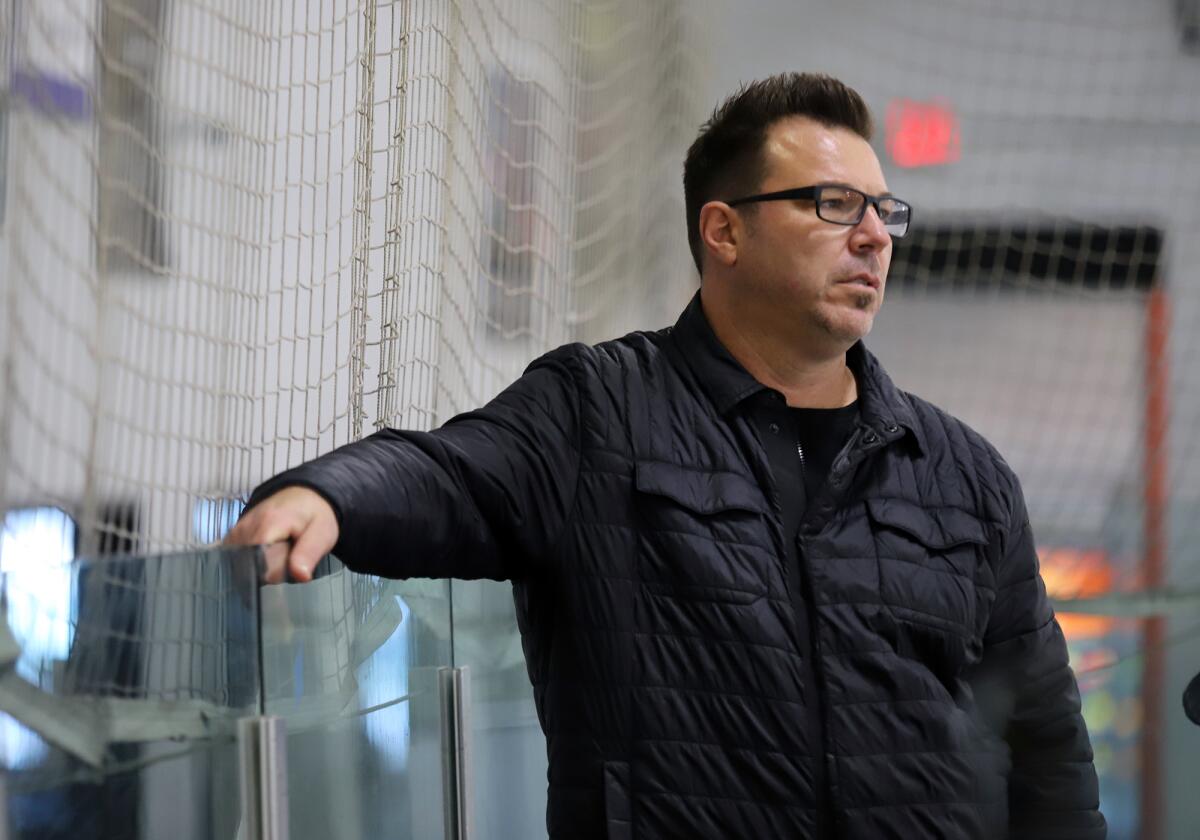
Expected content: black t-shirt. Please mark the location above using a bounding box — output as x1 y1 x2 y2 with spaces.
759 398 860 551
792 401 860 514
750 393 859 839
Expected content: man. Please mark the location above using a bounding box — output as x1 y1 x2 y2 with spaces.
228 73 1106 838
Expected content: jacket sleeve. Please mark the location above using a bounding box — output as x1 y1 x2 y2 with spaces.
244 344 583 581
979 475 1107 839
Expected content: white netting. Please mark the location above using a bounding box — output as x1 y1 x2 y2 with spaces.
0 547 262 767
0 547 413 768
0 0 705 552
718 2 1197 834
2 0 1200 833
0 0 706 800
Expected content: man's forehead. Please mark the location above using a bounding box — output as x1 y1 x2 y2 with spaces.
762 116 887 192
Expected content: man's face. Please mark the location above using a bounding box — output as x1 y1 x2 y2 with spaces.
732 116 894 349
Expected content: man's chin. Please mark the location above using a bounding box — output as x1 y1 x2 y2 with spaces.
816 306 876 345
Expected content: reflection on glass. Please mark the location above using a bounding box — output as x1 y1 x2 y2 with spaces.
1070 625 1143 838
258 561 453 839
0 545 262 839
0 506 77 770
1043 545 1145 837
450 579 548 838
361 596 412 773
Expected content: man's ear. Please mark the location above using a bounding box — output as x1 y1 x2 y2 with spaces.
698 201 741 268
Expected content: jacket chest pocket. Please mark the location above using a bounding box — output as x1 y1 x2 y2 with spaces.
866 498 988 668
632 461 775 604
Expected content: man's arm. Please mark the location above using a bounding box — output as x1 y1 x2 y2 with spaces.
227 346 582 583
978 475 1107 838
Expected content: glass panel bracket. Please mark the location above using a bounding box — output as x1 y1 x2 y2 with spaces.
440 666 474 840
238 716 289 840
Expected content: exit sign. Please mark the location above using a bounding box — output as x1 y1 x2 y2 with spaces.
885 99 961 168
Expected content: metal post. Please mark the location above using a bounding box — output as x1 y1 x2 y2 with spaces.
238 716 288 840
439 666 474 840
0 770 8 840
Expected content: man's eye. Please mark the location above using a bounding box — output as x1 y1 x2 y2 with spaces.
819 195 857 213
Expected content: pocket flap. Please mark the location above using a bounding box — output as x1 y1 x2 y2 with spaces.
634 461 769 515
867 498 987 550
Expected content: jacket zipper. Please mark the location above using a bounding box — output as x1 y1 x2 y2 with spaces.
793 434 835 834
796 430 867 838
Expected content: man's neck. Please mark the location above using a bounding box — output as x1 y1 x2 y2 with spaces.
700 287 858 409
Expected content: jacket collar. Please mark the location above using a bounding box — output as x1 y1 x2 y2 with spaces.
845 340 926 455
667 291 926 455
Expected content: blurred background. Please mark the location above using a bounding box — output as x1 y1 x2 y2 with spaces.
0 0 1198 837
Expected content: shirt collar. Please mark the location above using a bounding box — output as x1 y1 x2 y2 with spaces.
667 291 926 455
668 291 769 416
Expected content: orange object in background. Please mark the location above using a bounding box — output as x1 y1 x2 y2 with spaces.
885 99 962 168
1038 547 1117 639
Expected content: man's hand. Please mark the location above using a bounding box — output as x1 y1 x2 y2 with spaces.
224 486 339 583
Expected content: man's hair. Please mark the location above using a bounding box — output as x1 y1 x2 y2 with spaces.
682 72 874 274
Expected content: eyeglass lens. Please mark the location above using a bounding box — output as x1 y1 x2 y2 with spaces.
816 186 909 236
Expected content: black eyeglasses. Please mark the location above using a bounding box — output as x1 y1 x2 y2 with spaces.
725 183 912 238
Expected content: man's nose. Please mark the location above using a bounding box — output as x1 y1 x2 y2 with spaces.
851 205 891 252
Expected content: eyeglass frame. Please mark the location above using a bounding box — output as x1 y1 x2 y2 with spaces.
723 183 913 238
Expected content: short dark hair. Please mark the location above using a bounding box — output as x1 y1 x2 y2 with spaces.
682 72 874 274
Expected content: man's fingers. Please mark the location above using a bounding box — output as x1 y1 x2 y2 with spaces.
225 507 283 547
260 541 292 585
287 515 339 583
226 505 300 547
221 487 339 584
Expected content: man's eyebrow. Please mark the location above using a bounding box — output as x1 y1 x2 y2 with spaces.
824 181 894 198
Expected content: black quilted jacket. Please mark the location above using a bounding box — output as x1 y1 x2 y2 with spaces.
251 296 1105 839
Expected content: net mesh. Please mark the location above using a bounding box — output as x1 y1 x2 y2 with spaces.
738 2 1198 833
0 0 705 551
0 546 262 771
0 0 706 811
2 0 1200 834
